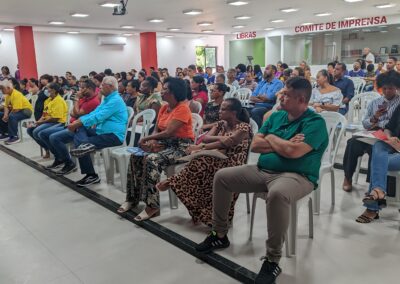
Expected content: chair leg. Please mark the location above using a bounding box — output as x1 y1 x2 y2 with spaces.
308 198 314 239
284 232 290 258
313 184 321 215
246 193 250 214
18 123 23 142
396 176 400 203
249 194 257 241
108 157 115 185
168 189 179 209
119 159 128 193
288 202 297 256
354 156 362 184
330 169 335 206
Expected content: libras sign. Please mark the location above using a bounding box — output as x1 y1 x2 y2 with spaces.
236 31 257 39
294 16 388 33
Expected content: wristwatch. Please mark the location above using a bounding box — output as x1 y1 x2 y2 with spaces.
201 143 206 150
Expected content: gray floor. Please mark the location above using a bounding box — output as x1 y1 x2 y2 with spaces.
1 133 400 284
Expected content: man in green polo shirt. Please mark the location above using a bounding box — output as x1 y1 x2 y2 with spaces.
195 77 328 284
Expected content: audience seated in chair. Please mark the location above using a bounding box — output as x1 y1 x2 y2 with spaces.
0 79 33 144
40 80 100 175
249 64 284 127
309 69 343 113
123 80 140 108
334 63 355 115
348 61 366 78
342 71 400 191
67 76 128 187
135 76 162 116
34 74 54 122
27 82 68 158
195 77 328 284
226 68 240 90
117 77 194 221
356 72 400 223
156 98 252 226
202 83 228 131
191 75 209 116
240 72 258 92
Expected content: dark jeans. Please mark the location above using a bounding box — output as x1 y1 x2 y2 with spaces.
342 137 372 181
39 125 74 163
0 110 31 137
73 126 122 175
251 106 271 128
27 123 61 149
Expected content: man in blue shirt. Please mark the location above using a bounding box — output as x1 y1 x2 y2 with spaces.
204 67 215 85
348 61 366 77
67 76 128 187
333 63 355 115
250 65 284 127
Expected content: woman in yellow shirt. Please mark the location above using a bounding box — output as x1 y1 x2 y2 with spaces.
27 82 67 158
0 80 33 144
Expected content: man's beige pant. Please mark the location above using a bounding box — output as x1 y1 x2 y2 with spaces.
212 164 314 263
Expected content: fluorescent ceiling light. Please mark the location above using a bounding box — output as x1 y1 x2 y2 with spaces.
197 21 213 26
3 28 14 31
70 13 89 17
167 28 181 31
202 29 214 33
280 8 298 13
183 9 203 15
148 19 164 23
235 15 251 20
67 31 80 34
165 35 174 38
344 16 358 20
380 30 388 33
264 27 274 31
232 25 246 28
302 22 314 25
324 33 333 36
123 33 133 36
121 25 134 29
100 2 120 8
227 1 249 6
375 3 396 8
48 21 65 25
378 25 388 28
315 12 332 16
270 19 284 23
344 0 363 2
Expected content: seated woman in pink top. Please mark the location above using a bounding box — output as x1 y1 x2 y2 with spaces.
191 75 209 116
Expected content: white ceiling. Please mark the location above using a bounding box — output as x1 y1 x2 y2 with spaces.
0 0 399 35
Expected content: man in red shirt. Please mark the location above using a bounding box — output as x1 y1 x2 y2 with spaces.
40 80 100 175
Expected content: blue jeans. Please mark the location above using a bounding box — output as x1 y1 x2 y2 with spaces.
0 110 31 137
27 123 61 149
49 128 75 164
339 106 348 115
250 106 271 128
73 126 122 175
365 141 400 211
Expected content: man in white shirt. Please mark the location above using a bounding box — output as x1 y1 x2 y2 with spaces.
363 47 375 64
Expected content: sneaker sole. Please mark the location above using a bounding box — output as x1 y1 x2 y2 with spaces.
77 178 101 187
70 148 96 158
196 243 230 254
47 164 65 170
56 167 77 176
5 139 21 145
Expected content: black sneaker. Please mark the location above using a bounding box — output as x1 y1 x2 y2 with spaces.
76 174 100 187
255 258 282 284
0 134 9 141
70 143 96 158
46 160 64 170
195 231 230 253
56 162 77 176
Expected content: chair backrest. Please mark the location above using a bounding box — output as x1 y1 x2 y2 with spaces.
347 91 381 124
122 107 135 146
310 77 317 89
65 99 74 126
190 100 202 114
249 118 258 134
191 113 204 143
224 84 235 99
232 88 252 106
349 77 366 96
128 109 156 147
25 92 33 101
63 91 73 101
320 112 347 165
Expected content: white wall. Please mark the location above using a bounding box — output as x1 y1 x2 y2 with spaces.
34 33 141 77
157 35 225 72
0 32 18 75
265 36 281 66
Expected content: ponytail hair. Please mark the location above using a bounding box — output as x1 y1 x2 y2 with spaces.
214 83 230 94
192 75 208 93
48 82 64 96
319 69 334 85
225 97 250 123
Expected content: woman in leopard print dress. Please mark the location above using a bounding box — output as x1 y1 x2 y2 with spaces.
156 98 252 226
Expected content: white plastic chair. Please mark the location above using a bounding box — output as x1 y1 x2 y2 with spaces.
349 77 366 96
94 107 134 183
65 100 74 126
313 112 347 214
346 92 381 131
232 88 252 107
63 91 73 101
108 109 156 192
165 113 204 209
190 100 202 114
18 94 38 141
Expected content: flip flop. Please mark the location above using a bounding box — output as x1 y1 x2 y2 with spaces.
134 208 160 222
117 202 133 214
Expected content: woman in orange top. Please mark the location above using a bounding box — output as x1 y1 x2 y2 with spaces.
118 77 194 220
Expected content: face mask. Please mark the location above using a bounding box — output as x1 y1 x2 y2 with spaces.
44 89 50 97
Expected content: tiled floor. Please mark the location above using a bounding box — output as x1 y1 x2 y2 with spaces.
1 133 400 284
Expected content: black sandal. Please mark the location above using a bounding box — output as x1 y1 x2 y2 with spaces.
362 189 387 208
355 211 379 223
